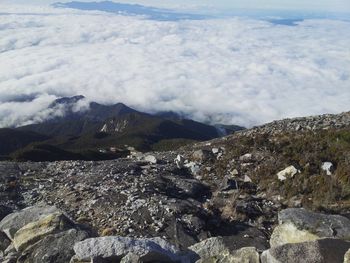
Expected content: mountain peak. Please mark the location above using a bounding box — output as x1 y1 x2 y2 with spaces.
50 95 85 107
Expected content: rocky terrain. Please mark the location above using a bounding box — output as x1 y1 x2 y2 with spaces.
1 110 350 262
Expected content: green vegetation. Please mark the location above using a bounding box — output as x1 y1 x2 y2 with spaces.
215 129 350 212
0 128 49 155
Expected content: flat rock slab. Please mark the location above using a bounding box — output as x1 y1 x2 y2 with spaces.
270 222 319 247
0 205 59 240
17 229 89 263
13 212 73 251
278 208 350 239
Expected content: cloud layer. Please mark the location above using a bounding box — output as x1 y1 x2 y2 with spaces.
0 4 350 128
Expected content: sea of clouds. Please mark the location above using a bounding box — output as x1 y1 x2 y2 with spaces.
0 4 350 128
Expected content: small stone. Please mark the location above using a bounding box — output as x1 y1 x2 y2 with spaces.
144 155 157 164
174 155 185 169
185 162 201 175
239 153 253 162
192 150 213 162
321 162 334 175
277 166 299 181
212 148 219 154
244 175 252 183
230 169 239 176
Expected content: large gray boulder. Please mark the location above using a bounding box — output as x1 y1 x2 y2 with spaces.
189 237 229 260
261 238 350 263
0 205 59 240
344 248 350 263
13 212 74 252
270 208 350 247
188 237 260 263
73 236 188 262
17 229 89 263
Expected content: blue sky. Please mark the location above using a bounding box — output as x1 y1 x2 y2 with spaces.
4 0 350 13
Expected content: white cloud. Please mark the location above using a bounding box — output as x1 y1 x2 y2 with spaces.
0 4 350 128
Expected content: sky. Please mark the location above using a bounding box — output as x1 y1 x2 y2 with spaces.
2 0 350 13
0 1 350 128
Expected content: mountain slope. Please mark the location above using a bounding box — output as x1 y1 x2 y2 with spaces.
5 96 244 160
0 128 49 156
18 96 137 137
45 112 221 152
181 110 350 215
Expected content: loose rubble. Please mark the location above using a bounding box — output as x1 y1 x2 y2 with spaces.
1 110 350 262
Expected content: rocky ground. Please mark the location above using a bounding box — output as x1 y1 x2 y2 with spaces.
1 111 350 262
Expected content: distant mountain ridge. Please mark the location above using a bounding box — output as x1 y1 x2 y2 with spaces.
53 1 210 21
19 96 138 137
0 95 245 161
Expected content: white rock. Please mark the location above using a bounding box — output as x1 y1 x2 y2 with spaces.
185 162 201 175
277 166 299 181
239 153 253 162
321 162 333 175
230 169 239 176
217 152 223 159
244 175 253 183
174 155 185 168
144 155 157 164
212 148 220 154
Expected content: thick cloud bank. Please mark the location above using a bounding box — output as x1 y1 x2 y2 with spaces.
0 5 350 127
